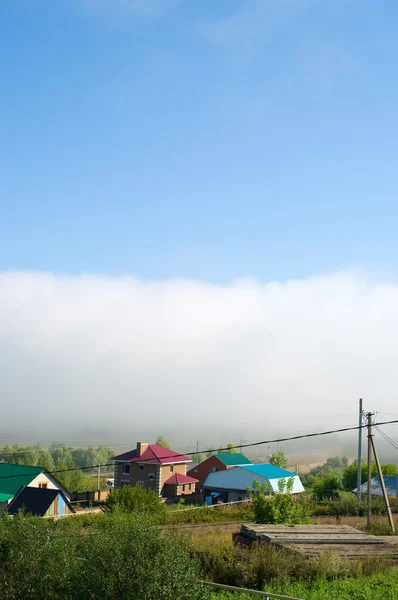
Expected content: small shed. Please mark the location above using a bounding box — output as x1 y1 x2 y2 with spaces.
7 486 75 518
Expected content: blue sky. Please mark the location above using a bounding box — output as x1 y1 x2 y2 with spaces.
1 0 398 282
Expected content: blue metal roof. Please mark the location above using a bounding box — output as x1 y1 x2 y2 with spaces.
241 464 296 479
355 476 397 497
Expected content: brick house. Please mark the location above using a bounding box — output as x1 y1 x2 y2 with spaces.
187 453 252 490
112 442 198 499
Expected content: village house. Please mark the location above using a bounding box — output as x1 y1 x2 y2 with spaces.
187 453 252 490
355 475 398 498
202 463 305 504
7 486 74 518
0 463 72 512
112 442 198 500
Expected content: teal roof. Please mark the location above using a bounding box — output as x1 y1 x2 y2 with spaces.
214 453 252 467
0 463 44 502
242 464 295 479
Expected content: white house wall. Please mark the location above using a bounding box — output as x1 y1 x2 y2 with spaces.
203 468 268 491
29 473 71 501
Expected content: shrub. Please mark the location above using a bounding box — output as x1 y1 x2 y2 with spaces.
312 474 342 501
105 484 165 520
248 478 310 525
0 511 209 600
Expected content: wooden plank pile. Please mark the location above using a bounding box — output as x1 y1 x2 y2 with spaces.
235 524 398 561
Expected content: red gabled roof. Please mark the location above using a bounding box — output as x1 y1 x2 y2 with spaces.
164 473 198 485
112 444 192 465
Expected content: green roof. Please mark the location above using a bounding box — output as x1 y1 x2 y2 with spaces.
0 463 44 502
214 453 252 467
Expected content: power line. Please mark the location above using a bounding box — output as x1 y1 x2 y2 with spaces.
375 425 398 452
1 418 398 481
377 426 398 449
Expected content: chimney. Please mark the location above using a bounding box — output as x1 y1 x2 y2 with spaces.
137 442 149 457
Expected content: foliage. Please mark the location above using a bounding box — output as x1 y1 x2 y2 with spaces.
248 478 310 525
105 485 165 520
217 443 237 454
301 456 349 488
163 502 254 525
342 462 397 491
189 529 394 596
206 447 217 458
0 511 208 600
192 453 206 465
269 451 288 469
0 443 115 492
312 473 342 500
209 571 398 600
155 436 170 449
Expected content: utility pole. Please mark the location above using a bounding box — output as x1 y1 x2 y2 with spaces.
357 398 363 507
97 464 100 502
366 412 374 529
371 432 395 533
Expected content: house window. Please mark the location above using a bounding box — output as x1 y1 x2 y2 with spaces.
209 467 217 473
149 474 154 481
188 484 192 491
182 485 186 492
137 481 144 488
194 468 198 473
170 465 174 473
139 465 144 471
39 483 47 489
122 464 130 475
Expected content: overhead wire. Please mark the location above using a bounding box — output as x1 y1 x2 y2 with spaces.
375 425 398 451
1 418 398 481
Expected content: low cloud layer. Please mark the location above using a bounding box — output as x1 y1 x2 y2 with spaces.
0 270 397 453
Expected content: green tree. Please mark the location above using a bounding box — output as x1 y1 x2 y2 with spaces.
342 462 397 491
206 447 216 458
106 485 165 520
156 436 170 449
248 478 309 525
0 511 208 600
218 443 237 454
269 451 288 469
192 453 205 465
312 473 342 500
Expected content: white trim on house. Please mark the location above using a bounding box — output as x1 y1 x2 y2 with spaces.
29 473 71 501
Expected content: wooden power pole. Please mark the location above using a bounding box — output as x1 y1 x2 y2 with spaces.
357 398 363 508
366 410 395 533
371 435 395 533
97 464 100 502
366 412 373 529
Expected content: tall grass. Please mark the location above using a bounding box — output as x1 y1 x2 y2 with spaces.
185 529 393 592
210 571 398 600
163 503 254 525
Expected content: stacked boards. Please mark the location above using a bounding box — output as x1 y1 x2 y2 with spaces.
236 524 398 561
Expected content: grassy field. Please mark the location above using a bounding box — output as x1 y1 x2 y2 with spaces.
182 525 398 600
209 571 398 599
163 502 254 525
